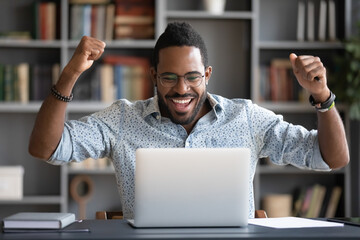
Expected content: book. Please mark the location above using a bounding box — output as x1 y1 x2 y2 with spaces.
328 0 336 41
296 0 305 41
318 0 327 41
292 187 306 217
268 59 295 102
305 184 326 218
70 4 82 40
306 0 315 41
114 0 155 39
325 186 342 218
46 2 56 40
100 64 115 102
105 3 115 40
95 4 106 39
17 63 30 103
2 212 76 229
299 186 314 217
4 64 14 101
0 64 4 101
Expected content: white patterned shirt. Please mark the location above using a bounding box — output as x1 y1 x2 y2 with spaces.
48 93 330 219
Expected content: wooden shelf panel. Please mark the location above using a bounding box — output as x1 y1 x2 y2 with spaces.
0 196 63 205
257 41 344 50
166 10 254 19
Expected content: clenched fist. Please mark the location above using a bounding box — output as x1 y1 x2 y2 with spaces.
289 53 330 103
66 36 106 77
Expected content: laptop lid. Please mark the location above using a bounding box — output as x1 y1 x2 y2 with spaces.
130 148 250 228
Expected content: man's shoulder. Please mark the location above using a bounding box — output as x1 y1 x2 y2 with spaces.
107 97 154 110
210 93 253 108
92 98 155 119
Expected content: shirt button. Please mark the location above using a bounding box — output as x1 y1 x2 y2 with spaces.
156 115 160 120
185 142 190 147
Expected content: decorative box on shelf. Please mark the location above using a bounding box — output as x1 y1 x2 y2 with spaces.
0 166 24 200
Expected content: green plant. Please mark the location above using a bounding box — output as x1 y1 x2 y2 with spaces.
329 24 360 120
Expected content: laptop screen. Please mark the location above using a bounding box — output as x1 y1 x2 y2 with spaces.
131 148 250 228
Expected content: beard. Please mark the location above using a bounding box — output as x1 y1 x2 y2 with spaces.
157 89 208 126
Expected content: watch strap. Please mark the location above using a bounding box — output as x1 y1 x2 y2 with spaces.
309 91 336 112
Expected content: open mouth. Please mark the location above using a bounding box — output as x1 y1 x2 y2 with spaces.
170 98 193 112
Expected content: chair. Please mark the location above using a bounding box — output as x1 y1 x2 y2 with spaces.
96 211 124 220
95 210 267 219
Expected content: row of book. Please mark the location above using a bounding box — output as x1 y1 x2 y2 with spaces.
297 0 336 42
73 55 153 102
293 184 342 218
258 59 309 102
34 1 59 40
262 184 342 219
1 1 58 41
70 0 155 40
0 63 59 102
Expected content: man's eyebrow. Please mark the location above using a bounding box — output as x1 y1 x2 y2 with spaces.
186 71 202 75
159 71 202 76
159 72 176 75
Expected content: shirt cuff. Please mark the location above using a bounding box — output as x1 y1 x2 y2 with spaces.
311 135 331 171
47 127 73 165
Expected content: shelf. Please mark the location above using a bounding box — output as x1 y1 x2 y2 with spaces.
0 102 42 113
256 102 347 113
257 41 344 50
67 40 156 49
0 196 63 205
166 10 254 19
68 167 115 175
257 165 345 175
0 40 62 48
0 102 113 113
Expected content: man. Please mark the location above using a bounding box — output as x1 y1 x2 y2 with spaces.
29 22 349 219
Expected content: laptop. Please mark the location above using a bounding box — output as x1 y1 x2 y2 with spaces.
127 148 250 228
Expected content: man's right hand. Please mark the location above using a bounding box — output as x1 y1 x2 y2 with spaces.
65 36 106 78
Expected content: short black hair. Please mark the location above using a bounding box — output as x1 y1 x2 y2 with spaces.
152 22 208 70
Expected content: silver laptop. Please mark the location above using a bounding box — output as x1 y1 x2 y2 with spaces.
127 148 250 228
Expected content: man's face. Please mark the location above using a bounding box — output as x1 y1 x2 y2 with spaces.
151 46 212 128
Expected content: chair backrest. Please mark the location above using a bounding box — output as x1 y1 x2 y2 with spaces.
96 211 123 220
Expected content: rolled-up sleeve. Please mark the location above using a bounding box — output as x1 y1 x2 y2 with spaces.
251 104 331 171
47 126 73 165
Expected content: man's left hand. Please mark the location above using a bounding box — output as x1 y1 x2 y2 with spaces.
289 53 330 103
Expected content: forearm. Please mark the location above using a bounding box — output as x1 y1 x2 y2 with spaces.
29 37 105 160
317 107 349 169
28 69 79 160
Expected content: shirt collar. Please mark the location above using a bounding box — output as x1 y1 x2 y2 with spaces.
142 93 224 120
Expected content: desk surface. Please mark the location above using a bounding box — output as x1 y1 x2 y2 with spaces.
1 219 360 240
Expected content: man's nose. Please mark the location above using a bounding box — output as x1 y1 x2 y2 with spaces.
172 76 190 93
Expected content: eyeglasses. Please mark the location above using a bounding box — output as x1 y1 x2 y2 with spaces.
157 72 204 88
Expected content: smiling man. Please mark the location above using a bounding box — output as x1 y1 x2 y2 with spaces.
29 22 349 219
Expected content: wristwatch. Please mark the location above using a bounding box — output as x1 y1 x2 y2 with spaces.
309 91 336 112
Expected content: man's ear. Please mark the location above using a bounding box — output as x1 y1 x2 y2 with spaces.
150 67 157 86
205 66 212 85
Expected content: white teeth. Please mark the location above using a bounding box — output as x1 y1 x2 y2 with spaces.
172 99 191 104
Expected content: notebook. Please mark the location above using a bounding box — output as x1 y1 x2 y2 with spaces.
2 212 75 230
127 148 250 228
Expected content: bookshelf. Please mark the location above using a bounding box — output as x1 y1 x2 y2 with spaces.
0 0 356 219
252 0 352 218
